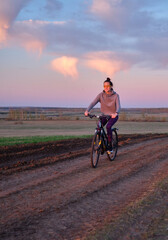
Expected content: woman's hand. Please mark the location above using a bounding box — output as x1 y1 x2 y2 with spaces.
84 110 89 116
111 113 118 118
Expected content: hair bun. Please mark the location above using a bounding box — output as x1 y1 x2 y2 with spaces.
104 77 113 87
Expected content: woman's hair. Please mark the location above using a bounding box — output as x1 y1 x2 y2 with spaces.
104 77 113 87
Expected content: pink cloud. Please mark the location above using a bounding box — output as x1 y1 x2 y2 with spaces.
0 2 48 54
21 39 46 56
0 23 9 43
0 6 11 43
7 19 66 54
85 51 130 76
90 0 112 17
51 56 78 78
0 0 29 43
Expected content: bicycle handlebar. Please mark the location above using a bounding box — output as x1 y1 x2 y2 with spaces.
87 114 111 120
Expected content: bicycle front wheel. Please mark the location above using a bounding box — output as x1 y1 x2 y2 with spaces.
91 132 101 168
107 129 118 161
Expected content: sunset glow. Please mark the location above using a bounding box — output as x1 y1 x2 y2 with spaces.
51 56 78 78
22 40 46 55
90 0 111 16
0 0 168 108
85 52 129 76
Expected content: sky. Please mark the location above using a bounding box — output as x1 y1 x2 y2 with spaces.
0 0 168 108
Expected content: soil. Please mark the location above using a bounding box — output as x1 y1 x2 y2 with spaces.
0 134 168 240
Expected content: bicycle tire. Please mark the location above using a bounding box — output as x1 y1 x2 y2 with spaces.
107 129 118 161
91 132 101 168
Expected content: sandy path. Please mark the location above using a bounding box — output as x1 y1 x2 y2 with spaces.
0 137 168 240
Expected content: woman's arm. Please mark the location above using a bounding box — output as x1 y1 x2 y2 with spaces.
85 93 101 116
116 94 121 114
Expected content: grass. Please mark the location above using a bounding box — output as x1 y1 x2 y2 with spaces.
0 135 92 146
86 177 168 240
0 120 168 138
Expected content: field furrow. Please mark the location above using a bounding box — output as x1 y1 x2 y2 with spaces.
0 135 168 239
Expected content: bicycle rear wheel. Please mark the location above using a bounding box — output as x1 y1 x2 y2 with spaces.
91 132 101 168
107 129 118 161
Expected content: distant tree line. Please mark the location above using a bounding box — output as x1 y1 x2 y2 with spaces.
8 109 46 120
3 107 168 122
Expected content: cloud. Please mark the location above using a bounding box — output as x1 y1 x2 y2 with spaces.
11 19 105 56
8 19 66 55
89 0 159 35
0 0 30 43
85 51 130 76
1 0 168 72
45 0 63 17
88 0 168 69
90 0 112 17
0 23 8 43
51 56 78 78
22 39 46 56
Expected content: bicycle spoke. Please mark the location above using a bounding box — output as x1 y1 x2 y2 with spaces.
107 129 118 161
91 133 101 168
88 115 119 167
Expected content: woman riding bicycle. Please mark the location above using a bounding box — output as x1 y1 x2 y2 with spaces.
85 77 121 151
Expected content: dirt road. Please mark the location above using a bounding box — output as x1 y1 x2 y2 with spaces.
0 134 168 240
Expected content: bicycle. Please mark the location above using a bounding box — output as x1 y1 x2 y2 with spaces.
88 114 118 168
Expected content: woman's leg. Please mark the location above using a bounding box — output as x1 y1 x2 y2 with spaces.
97 117 108 129
106 116 118 144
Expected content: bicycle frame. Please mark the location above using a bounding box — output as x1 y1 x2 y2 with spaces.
88 113 118 168
96 120 108 152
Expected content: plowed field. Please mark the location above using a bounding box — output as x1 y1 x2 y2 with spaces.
0 134 168 240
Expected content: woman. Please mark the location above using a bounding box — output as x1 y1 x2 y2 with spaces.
85 77 121 150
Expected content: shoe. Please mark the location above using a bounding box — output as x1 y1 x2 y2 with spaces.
107 143 113 154
107 149 113 155
107 143 112 151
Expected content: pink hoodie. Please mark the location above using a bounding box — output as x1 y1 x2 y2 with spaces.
86 90 121 115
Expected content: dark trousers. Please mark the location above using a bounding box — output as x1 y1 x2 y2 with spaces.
100 116 118 143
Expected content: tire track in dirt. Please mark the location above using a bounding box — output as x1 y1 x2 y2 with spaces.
0 137 168 240
0 134 165 175
1 138 167 199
